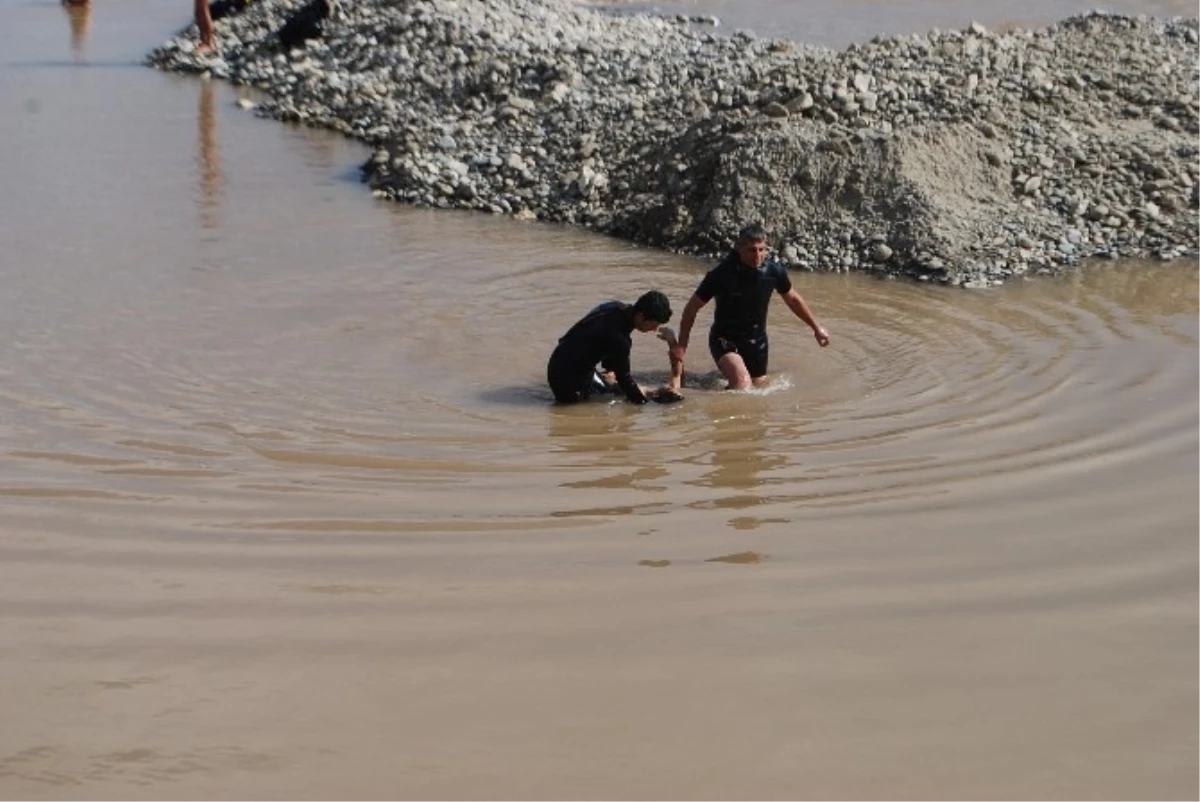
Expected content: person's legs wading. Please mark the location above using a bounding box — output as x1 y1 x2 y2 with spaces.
742 334 770 387
709 332 753 390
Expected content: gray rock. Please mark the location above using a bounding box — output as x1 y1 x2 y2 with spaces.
785 92 814 112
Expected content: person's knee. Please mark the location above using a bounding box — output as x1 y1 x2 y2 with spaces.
718 355 751 389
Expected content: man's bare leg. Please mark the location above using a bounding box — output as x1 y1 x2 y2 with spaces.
194 0 215 52
751 375 771 389
717 353 753 390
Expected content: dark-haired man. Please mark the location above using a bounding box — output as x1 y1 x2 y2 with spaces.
669 224 829 391
547 290 675 404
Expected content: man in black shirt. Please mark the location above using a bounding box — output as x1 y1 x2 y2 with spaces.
547 290 675 404
669 224 830 391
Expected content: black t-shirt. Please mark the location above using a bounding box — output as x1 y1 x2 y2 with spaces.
695 252 792 338
548 301 647 403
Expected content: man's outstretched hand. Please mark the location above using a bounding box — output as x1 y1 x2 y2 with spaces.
813 326 830 347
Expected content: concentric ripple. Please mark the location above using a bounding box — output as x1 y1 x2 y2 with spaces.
3 228 1195 544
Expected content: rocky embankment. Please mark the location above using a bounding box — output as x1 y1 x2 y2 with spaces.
148 0 1199 286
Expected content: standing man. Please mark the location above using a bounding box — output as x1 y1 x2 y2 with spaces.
548 291 675 404
669 224 829 391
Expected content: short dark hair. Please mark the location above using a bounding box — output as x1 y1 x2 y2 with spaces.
633 290 672 324
737 223 768 243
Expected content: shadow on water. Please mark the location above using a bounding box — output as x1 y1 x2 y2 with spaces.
336 165 367 184
477 384 556 407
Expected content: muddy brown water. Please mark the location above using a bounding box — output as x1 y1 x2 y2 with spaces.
1 1 1196 799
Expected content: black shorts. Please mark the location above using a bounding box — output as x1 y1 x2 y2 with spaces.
709 330 769 378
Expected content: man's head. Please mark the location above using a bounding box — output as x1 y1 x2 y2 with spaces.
735 223 769 269
632 290 672 332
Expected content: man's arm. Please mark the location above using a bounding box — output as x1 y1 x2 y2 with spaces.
782 288 830 346
601 337 649 404
667 294 708 389
614 371 649 404
657 326 684 392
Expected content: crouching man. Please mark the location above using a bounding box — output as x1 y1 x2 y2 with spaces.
547 290 676 404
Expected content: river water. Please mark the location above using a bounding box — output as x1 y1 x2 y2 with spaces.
1 0 1196 799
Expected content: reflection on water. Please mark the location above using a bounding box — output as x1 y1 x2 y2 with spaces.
701 412 786 499
196 78 223 229
704 550 767 564
0 0 1195 799
61 0 90 57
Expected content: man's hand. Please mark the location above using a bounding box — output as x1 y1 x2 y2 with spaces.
813 326 830 347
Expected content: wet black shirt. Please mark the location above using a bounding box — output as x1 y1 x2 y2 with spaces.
547 301 647 403
695 251 792 338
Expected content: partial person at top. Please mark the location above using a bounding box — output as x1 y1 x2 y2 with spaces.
547 290 681 405
194 0 216 53
667 224 830 391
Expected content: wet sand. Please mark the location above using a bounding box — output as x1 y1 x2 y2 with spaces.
0 1 1196 799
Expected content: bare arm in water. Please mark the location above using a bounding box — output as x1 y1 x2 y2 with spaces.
781 288 830 346
664 294 707 391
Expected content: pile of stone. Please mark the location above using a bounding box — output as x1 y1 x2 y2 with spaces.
147 0 1199 286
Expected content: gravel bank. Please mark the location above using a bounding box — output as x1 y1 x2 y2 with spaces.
148 0 1199 286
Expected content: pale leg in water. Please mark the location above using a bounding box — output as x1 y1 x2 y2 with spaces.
717 352 754 390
